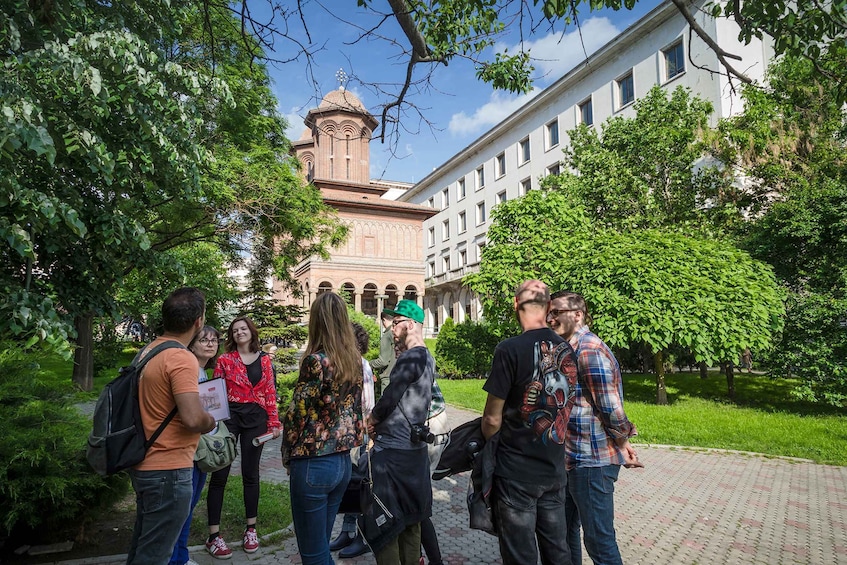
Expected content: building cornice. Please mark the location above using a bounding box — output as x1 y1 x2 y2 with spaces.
401 0 681 201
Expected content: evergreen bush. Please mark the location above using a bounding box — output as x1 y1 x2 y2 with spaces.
0 344 127 536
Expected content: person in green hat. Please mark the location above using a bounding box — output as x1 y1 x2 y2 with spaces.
364 299 434 565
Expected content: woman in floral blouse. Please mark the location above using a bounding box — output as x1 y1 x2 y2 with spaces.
205 316 281 559
282 292 365 565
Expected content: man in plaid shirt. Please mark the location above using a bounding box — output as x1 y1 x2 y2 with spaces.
548 290 642 565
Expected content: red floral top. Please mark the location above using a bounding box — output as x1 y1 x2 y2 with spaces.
281 352 364 463
213 351 281 431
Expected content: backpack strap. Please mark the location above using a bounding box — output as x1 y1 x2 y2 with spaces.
133 340 187 448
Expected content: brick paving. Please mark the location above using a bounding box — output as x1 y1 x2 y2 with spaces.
64 405 847 565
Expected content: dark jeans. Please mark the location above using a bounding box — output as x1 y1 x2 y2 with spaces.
207 418 265 525
169 464 207 565
420 517 442 564
127 468 193 565
566 465 623 565
492 476 571 565
290 452 352 565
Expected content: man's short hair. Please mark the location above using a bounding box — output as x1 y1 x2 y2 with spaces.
551 290 588 316
515 279 550 309
380 310 394 321
162 287 205 334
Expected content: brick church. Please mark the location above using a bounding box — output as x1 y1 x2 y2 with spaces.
273 86 435 323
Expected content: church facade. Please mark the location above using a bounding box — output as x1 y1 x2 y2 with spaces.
274 87 436 320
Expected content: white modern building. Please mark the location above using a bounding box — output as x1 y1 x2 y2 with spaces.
399 0 774 334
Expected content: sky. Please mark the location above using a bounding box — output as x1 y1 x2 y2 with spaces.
262 0 662 185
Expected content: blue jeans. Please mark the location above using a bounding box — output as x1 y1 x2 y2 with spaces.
290 453 352 565
169 464 207 565
492 476 571 565
127 468 193 565
566 465 622 565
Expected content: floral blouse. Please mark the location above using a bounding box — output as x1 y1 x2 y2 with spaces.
281 352 364 463
213 351 281 430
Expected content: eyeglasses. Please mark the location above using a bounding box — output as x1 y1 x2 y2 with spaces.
198 338 219 345
548 309 579 317
392 318 411 327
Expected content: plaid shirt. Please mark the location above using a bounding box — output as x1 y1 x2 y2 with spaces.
566 325 637 469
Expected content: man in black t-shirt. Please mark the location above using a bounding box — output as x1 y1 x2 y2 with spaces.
482 279 578 565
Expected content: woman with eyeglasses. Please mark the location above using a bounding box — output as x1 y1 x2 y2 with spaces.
282 292 365 565
205 316 281 559
168 325 221 565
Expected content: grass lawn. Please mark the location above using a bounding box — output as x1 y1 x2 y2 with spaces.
438 371 847 466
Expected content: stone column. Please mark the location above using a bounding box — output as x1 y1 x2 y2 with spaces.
354 291 362 312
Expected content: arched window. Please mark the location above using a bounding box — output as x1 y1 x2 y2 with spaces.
362 284 378 317
318 281 332 296
341 283 356 306
404 285 418 302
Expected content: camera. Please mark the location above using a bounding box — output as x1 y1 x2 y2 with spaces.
410 423 436 444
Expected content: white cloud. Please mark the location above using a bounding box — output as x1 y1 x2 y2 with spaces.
497 17 621 84
448 89 539 136
283 107 307 141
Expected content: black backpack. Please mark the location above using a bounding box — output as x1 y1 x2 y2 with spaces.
86 340 184 476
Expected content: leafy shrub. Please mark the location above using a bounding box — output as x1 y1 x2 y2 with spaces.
0 344 127 536
435 318 501 379
93 317 126 375
276 370 299 410
347 308 381 356
765 292 847 406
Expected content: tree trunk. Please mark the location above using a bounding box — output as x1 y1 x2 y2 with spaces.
641 344 652 373
72 313 94 391
725 360 736 401
654 350 668 405
699 361 708 379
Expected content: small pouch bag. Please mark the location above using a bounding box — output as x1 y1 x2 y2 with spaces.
194 421 237 473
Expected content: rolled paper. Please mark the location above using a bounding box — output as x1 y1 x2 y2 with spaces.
252 432 275 447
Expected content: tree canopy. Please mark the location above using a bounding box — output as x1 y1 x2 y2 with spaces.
465 190 784 403
1 1 345 388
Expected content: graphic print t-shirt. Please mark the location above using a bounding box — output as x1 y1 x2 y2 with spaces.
483 327 578 483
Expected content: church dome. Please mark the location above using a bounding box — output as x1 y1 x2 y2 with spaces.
317 88 368 114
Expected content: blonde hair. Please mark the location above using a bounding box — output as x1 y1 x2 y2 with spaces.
302 293 362 386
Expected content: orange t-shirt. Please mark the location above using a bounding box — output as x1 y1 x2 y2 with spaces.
135 337 201 470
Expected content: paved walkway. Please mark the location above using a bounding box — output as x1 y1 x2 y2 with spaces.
67 406 847 565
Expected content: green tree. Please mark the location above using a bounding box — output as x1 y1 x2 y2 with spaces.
544 85 738 232
724 46 847 404
1 2 345 389
466 191 784 403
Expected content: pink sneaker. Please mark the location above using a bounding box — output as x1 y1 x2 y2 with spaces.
243 528 259 553
205 535 232 559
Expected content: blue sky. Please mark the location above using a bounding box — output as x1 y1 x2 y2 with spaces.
264 1 661 184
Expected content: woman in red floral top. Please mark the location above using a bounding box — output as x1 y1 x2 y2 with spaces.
282 292 364 565
205 316 280 559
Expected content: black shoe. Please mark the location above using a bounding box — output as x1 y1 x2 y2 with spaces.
338 534 370 558
329 531 356 552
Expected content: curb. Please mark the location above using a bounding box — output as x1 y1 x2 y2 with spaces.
49 527 292 565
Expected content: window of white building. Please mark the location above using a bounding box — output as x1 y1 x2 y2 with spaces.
546 120 559 149
579 98 593 126
427 227 435 246
442 255 451 273
519 137 531 165
617 72 635 108
520 178 532 196
547 162 561 176
458 178 466 200
663 40 685 80
458 211 467 233
497 190 507 204
442 219 450 240
476 201 487 225
442 187 449 209
476 166 485 190
496 152 506 178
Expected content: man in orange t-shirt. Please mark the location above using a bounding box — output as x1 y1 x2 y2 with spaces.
127 287 216 565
